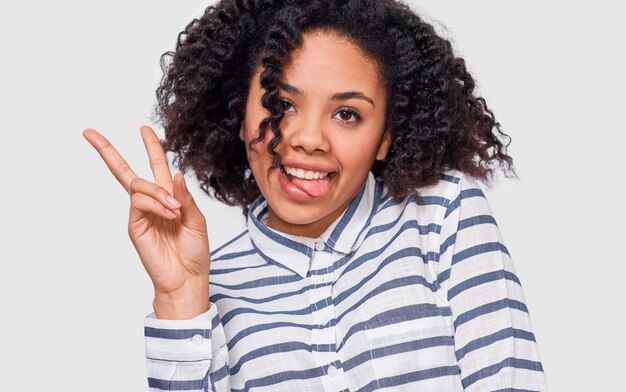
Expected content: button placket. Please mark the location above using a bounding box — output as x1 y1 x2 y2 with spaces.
309 242 349 390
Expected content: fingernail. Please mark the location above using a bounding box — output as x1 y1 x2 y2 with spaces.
166 195 181 208
181 175 187 192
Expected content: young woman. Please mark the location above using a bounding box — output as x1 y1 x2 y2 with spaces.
84 0 548 390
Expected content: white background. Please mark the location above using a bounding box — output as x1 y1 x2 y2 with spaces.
1 1 623 390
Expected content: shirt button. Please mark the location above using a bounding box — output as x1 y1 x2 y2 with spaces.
315 241 325 251
327 365 337 377
191 334 204 345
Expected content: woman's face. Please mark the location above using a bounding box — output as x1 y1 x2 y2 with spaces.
240 30 392 238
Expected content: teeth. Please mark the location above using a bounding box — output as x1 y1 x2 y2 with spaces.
284 165 330 180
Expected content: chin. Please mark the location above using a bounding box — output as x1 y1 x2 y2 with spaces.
273 207 322 225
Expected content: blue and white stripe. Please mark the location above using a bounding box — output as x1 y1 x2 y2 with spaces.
145 170 548 391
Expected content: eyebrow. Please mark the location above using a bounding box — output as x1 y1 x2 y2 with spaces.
278 81 375 107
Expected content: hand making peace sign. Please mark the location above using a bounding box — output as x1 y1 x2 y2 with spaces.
83 125 211 319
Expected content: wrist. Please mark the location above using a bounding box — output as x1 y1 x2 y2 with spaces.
153 276 210 320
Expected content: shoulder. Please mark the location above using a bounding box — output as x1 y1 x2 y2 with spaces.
376 169 489 230
419 169 490 220
208 228 260 289
209 228 251 262
417 169 485 206
420 170 498 251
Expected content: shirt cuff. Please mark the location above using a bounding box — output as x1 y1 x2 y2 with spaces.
144 302 223 362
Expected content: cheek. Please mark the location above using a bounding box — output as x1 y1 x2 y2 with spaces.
241 123 277 166
242 107 276 142
334 135 381 162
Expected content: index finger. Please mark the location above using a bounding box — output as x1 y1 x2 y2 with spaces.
83 128 138 194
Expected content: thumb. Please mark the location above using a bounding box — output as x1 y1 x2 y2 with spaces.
172 172 206 230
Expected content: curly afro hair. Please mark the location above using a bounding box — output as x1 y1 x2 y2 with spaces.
154 0 517 218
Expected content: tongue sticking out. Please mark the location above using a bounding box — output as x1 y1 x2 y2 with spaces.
289 173 334 197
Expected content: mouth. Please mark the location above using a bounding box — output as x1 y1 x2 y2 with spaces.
279 164 337 181
277 163 337 199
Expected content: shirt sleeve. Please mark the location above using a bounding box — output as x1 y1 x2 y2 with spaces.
144 302 231 391
437 174 549 391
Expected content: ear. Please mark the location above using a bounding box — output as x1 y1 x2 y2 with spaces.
239 124 245 142
375 126 394 161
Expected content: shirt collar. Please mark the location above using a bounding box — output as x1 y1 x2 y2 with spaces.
247 170 382 278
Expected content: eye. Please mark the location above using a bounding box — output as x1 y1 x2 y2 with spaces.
334 108 361 124
279 99 361 124
279 99 295 112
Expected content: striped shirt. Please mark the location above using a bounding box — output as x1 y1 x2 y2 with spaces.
144 169 548 391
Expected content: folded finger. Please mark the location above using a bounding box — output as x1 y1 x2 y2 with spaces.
130 177 182 211
129 192 178 225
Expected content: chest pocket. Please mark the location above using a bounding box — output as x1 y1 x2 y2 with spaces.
364 308 463 391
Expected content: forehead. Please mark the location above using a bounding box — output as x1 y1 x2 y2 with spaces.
273 31 386 100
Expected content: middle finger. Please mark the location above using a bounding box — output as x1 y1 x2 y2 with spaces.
140 125 174 190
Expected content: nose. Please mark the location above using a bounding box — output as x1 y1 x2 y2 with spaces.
285 112 330 154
